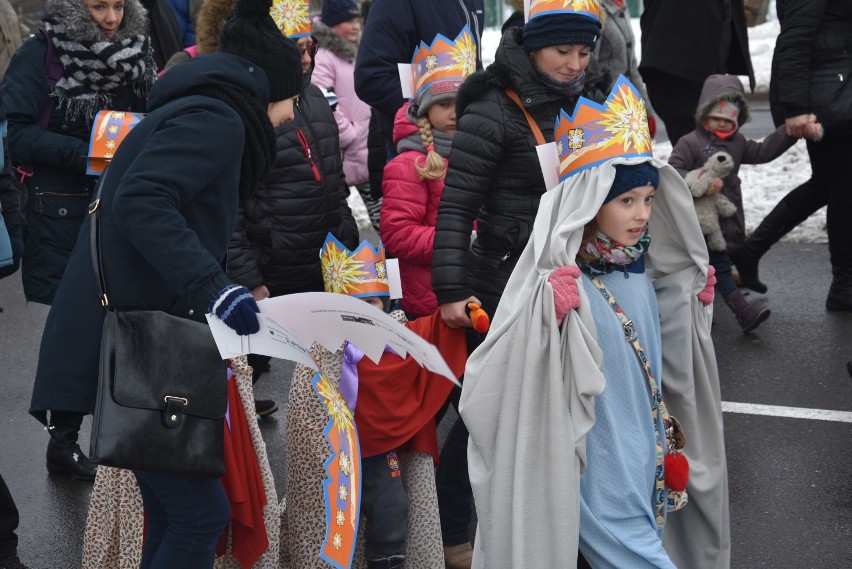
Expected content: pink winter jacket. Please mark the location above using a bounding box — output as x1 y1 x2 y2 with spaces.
380 104 446 317
312 35 371 186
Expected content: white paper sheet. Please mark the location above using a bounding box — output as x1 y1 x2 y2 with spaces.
206 292 459 385
536 141 560 191
398 63 414 99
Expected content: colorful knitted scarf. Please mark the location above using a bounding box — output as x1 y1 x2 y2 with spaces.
580 227 651 277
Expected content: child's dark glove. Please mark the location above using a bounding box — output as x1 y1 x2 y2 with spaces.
548 266 582 324
209 284 260 335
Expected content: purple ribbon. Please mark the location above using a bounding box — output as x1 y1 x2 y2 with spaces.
340 341 364 410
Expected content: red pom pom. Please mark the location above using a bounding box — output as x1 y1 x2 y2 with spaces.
664 452 689 492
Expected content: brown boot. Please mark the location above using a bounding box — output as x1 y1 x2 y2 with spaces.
723 290 770 333
444 543 473 569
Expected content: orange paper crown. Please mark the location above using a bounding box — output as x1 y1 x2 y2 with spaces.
86 110 144 176
410 25 477 97
528 0 601 22
555 74 652 181
270 0 312 38
321 234 389 298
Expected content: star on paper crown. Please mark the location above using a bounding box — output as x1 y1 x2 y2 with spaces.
555 75 653 181
410 26 477 97
270 0 311 38
528 0 601 22
321 234 389 298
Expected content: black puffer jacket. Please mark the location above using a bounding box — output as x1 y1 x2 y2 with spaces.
432 29 610 316
227 83 359 296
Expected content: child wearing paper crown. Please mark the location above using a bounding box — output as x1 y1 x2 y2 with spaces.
668 73 822 333
459 76 729 569
283 234 469 569
380 27 476 318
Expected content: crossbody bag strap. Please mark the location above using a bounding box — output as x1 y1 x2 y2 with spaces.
503 88 546 146
88 171 110 310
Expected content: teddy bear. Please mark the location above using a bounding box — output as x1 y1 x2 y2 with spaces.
684 151 737 252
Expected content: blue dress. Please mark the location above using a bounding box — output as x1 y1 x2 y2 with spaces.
578 270 676 569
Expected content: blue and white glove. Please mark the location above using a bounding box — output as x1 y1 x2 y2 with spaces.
209 284 260 335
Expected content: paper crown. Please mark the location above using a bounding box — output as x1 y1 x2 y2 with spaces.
86 110 144 176
321 234 389 298
527 0 601 23
410 25 477 97
270 0 312 38
555 75 653 181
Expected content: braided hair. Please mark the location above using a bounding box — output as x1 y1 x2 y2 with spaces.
189 84 276 202
414 116 446 181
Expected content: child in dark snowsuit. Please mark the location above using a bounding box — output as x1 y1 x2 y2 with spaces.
668 73 819 332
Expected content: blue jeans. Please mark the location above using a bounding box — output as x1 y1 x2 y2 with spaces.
134 471 230 569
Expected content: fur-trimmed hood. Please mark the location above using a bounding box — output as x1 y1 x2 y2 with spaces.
195 0 234 55
456 27 610 117
312 20 357 62
695 74 750 127
42 0 149 43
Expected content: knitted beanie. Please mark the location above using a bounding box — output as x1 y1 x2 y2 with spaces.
321 0 360 27
413 79 463 118
604 163 659 204
220 0 303 102
523 13 602 51
706 100 740 125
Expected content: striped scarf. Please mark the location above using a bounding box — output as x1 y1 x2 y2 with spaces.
42 15 155 122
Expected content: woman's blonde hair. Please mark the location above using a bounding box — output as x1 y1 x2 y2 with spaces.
414 116 446 181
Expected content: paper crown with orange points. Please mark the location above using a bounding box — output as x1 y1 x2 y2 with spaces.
321 234 390 298
410 25 477 97
555 74 653 181
270 0 312 38
527 0 601 22
86 110 144 176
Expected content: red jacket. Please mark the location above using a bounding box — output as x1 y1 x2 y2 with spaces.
380 104 446 317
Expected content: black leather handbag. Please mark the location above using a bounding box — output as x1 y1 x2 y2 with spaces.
87 173 227 477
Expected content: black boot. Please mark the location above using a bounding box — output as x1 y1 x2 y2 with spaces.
730 201 804 294
45 412 97 481
723 290 770 333
826 224 852 311
366 555 405 569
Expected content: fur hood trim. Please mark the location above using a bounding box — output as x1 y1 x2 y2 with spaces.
312 20 357 62
43 0 149 43
195 0 234 55
695 74 750 126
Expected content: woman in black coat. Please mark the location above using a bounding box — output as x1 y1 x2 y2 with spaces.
30 1 302 564
2 0 155 307
731 0 852 311
430 7 610 566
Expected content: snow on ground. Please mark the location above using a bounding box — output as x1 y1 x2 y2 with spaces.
473 16 827 244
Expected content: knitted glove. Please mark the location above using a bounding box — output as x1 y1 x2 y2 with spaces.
209 284 260 335
548 266 582 323
697 266 716 307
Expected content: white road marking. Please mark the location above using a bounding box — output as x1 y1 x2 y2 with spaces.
722 401 852 423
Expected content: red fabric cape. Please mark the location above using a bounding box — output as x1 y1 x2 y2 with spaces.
354 311 468 463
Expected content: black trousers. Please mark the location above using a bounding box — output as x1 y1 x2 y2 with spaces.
0 472 19 559
641 69 705 147
361 451 409 560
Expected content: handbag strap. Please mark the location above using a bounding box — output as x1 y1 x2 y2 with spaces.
503 88 546 146
88 171 110 311
589 274 673 530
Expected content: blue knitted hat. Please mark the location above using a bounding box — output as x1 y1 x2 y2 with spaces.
604 163 659 204
523 13 601 51
322 0 360 27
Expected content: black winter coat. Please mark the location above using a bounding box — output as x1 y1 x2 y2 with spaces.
770 0 852 129
227 83 358 296
354 0 484 139
0 99 24 229
432 29 610 317
639 0 754 91
30 53 266 420
2 34 145 304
